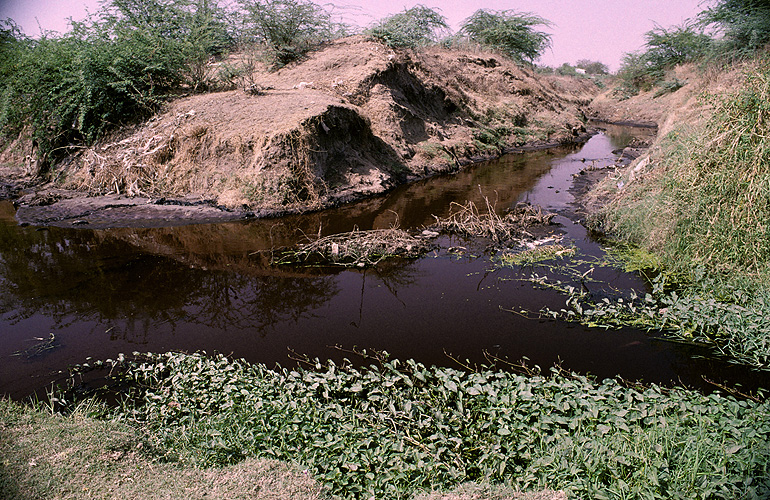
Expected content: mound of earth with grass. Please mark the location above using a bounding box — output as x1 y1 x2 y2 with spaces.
11 36 598 227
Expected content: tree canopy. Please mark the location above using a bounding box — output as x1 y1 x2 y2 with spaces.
460 9 552 64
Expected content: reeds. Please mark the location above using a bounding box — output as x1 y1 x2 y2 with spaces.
432 196 554 243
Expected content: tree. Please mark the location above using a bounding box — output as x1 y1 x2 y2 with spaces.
699 0 770 56
239 0 342 67
367 5 448 49
460 9 552 64
575 59 609 75
643 22 712 72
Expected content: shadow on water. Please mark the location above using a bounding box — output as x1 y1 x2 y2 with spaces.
1 125 768 400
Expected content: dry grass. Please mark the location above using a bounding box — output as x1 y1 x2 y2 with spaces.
0 398 328 500
272 227 434 267
432 198 554 243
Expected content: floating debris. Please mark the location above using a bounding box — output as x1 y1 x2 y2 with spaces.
273 228 434 267
431 198 554 244
12 333 58 359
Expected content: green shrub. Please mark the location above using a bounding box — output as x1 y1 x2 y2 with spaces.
700 0 770 57
643 22 713 75
367 5 448 49
460 10 552 65
616 23 712 95
239 0 344 67
0 0 235 171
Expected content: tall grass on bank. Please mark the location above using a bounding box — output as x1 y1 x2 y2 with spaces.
597 59 770 286
66 351 770 500
587 58 770 368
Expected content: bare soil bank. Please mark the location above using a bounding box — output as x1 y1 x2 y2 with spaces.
4 36 599 227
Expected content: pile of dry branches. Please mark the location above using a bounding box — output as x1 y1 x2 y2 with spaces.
273 228 433 267
432 198 554 243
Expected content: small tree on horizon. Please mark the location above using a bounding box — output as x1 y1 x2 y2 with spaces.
575 59 609 75
238 0 344 67
367 5 448 49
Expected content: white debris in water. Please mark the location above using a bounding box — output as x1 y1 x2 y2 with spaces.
524 236 560 249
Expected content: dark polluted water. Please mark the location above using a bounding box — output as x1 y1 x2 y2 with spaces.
1 125 767 400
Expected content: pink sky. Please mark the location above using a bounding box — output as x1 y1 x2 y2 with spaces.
0 0 709 71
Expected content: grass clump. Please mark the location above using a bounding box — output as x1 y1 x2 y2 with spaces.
61 351 770 500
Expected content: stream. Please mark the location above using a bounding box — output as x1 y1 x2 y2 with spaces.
1 124 768 400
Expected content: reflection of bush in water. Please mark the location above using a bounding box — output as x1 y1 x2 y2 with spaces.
0 225 341 337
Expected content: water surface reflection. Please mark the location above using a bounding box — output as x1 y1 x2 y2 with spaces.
1 128 766 399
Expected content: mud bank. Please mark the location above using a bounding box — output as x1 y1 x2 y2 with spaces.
5 36 599 228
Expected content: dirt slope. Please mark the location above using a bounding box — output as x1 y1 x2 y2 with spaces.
14 36 599 224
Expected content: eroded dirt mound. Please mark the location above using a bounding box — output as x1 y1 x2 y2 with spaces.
16 36 599 223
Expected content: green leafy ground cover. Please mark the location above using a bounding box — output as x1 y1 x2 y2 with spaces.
58 351 770 500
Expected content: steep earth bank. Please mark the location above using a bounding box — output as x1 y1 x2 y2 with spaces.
3 36 598 227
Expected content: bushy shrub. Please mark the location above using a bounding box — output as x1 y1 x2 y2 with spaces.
700 0 770 57
0 0 235 171
367 5 448 49
616 22 712 95
643 22 713 75
460 10 552 65
239 0 344 67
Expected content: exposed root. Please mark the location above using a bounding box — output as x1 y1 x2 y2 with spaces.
273 228 434 267
431 197 554 243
